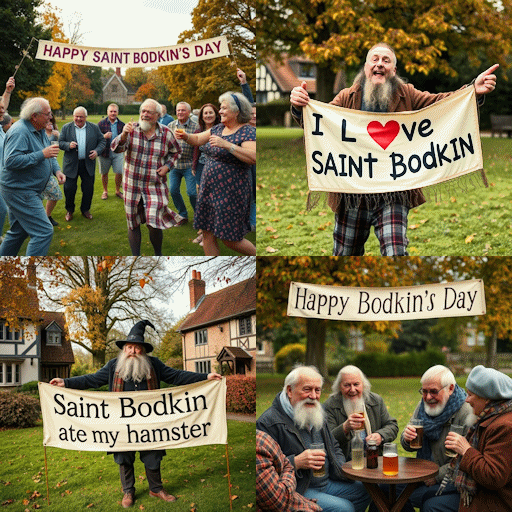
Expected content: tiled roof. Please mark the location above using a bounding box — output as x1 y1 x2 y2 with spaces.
217 346 253 361
265 54 317 94
40 312 75 365
179 277 256 332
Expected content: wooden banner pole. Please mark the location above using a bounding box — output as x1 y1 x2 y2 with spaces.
13 37 36 77
225 443 233 511
43 445 50 505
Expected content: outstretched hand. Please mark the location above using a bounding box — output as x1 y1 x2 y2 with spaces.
290 81 310 107
474 64 499 96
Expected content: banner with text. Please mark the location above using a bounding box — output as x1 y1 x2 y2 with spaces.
287 280 486 321
39 379 227 452
36 36 229 68
303 86 483 194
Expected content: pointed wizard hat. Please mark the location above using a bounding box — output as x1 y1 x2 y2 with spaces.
116 320 156 353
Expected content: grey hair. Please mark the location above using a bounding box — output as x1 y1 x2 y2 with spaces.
331 365 371 399
20 97 50 121
107 103 119 111
218 91 252 124
421 365 456 387
140 98 162 116
176 101 191 112
283 364 324 394
366 42 397 67
73 106 88 117
0 114 12 127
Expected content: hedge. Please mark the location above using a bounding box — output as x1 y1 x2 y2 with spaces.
225 375 256 414
0 391 41 428
275 343 306 374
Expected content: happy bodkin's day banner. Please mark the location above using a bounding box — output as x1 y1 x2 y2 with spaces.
39 379 227 452
287 280 486 321
303 86 483 194
36 36 229 68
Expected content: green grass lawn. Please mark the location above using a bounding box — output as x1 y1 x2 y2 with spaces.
0 419 255 511
257 127 512 256
1 115 254 255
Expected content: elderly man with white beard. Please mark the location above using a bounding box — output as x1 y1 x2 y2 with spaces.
290 42 499 256
256 365 370 512
112 98 183 256
50 320 221 509
389 365 476 512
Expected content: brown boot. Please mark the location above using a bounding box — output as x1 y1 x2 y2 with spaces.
149 489 177 502
121 492 134 508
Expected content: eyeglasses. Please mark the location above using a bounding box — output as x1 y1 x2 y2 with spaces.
419 384 449 396
38 111 52 118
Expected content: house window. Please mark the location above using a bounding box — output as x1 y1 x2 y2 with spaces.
194 329 208 345
195 360 211 373
47 331 61 345
239 316 252 335
0 362 22 386
298 63 316 79
0 322 21 342
111 84 118 92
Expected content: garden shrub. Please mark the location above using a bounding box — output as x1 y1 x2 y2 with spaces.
275 343 306 374
0 391 41 428
226 375 255 414
18 380 39 394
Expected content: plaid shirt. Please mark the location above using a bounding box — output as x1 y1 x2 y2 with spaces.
169 117 198 169
112 123 182 230
256 430 322 512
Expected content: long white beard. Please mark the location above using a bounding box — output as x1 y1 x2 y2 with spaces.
293 398 325 431
138 119 152 132
363 79 394 111
115 350 153 383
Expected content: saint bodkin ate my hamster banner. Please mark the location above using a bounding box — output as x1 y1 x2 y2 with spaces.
39 379 227 452
303 86 483 195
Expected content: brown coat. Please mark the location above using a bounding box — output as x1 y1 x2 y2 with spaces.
327 82 458 212
458 411 512 512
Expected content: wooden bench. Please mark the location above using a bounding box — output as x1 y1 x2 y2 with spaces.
490 114 512 137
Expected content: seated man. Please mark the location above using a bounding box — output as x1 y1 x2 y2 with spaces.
399 365 476 512
324 365 398 459
256 429 321 512
257 365 370 512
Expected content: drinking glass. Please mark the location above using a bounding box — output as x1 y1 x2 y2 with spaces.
445 424 465 457
382 443 399 476
310 442 326 477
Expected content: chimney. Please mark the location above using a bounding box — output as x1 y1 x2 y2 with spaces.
26 259 37 289
189 270 205 309
116 67 121 77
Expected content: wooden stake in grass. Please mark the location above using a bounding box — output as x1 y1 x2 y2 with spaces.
44 445 50 505
225 443 233 511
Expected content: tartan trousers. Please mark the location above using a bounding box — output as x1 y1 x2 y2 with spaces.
333 203 409 256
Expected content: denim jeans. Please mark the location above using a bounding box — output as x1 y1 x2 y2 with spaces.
304 479 370 512
0 186 53 256
169 167 196 219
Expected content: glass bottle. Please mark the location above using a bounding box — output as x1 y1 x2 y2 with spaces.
366 438 378 469
351 430 364 470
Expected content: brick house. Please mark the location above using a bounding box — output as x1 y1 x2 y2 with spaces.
178 271 256 376
102 68 137 105
0 265 74 388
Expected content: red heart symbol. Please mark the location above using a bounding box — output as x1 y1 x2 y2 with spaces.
367 120 400 150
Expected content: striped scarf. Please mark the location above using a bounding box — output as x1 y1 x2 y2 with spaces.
436 399 512 507
112 362 159 392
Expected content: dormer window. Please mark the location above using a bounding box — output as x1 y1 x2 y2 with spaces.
46 322 63 345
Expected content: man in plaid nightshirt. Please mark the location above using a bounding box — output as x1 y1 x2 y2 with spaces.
112 99 183 255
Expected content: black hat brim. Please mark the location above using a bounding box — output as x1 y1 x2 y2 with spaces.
116 339 154 353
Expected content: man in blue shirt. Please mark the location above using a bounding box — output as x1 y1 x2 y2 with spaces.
0 97 65 255
158 104 174 126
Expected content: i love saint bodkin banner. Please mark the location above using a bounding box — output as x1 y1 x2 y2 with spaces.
39 379 227 452
303 86 483 194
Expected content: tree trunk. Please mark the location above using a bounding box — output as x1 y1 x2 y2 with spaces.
92 349 106 368
486 326 498 368
315 65 337 103
306 318 326 376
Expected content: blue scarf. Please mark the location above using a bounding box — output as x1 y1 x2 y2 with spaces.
416 384 467 460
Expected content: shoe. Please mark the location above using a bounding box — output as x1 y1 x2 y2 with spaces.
101 191 108 200
176 218 188 226
149 489 177 502
48 216 59 226
115 191 123 199
121 492 134 508
65 211 73 222
192 233 203 244
82 211 93 220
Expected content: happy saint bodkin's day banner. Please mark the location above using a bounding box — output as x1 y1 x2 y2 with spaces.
303 86 483 194
36 36 229 68
39 379 227 452
287 280 486 321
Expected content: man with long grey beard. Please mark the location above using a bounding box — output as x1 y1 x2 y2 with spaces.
290 42 498 256
50 320 221 509
112 98 183 256
257 365 370 512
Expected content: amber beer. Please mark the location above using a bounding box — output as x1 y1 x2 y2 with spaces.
311 443 326 478
382 443 399 476
409 419 424 449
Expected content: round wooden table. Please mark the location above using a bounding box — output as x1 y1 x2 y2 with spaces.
342 456 439 512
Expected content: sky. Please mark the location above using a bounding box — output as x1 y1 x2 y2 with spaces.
42 0 199 52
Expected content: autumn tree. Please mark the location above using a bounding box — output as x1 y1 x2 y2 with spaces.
157 0 256 106
257 0 512 102
135 82 158 102
38 257 175 367
61 65 96 112
124 68 149 90
156 317 186 368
